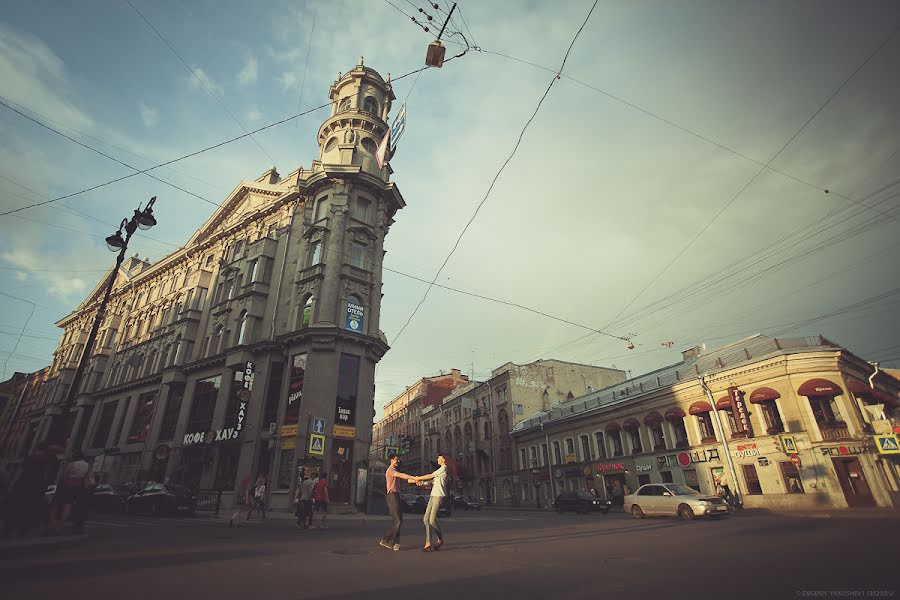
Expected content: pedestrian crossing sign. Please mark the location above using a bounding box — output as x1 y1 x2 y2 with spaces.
875 434 900 455
308 433 325 456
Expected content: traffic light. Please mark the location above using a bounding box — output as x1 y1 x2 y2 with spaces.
400 436 412 456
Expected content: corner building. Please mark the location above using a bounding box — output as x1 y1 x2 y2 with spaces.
41 61 404 511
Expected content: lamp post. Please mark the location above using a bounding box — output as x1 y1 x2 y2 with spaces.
47 197 158 454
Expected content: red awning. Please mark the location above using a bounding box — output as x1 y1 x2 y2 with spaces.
715 396 732 410
688 401 712 415
644 411 664 426
848 380 877 396
797 378 843 397
749 387 781 404
605 422 621 433
664 407 686 420
623 418 641 430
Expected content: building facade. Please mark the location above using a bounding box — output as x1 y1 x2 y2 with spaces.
511 336 900 511
370 369 469 474
29 60 406 511
0 368 51 466
420 359 627 505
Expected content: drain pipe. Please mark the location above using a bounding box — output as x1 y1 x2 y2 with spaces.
869 362 880 390
699 375 742 506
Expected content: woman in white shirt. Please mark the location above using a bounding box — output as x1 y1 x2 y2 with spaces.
411 453 451 552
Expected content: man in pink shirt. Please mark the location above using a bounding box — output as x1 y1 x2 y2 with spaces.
379 453 415 551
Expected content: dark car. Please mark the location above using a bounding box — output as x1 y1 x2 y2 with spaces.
451 495 481 511
92 484 132 513
401 494 450 517
553 491 611 514
125 483 196 516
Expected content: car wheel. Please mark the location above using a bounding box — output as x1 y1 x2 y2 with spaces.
678 504 695 521
631 505 645 519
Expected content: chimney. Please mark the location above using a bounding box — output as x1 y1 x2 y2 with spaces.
681 345 703 362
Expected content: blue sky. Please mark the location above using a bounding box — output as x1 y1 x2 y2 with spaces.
1 1 899 413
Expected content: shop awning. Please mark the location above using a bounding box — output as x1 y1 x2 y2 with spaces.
715 396 732 410
749 386 781 404
605 422 621 433
849 381 900 407
664 407 686 420
643 411 664 426
688 401 713 415
797 378 843 397
623 418 641 430
848 380 877 396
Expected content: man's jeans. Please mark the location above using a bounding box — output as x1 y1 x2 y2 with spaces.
423 496 443 546
383 492 403 544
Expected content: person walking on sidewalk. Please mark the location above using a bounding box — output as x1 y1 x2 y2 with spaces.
230 475 253 527
296 475 316 529
312 472 329 529
247 476 268 521
410 453 455 552
379 453 416 551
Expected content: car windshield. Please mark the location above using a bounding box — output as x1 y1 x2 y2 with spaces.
666 484 700 496
575 491 594 499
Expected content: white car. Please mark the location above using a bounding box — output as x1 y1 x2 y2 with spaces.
625 483 729 520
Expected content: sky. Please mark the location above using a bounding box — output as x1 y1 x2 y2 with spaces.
1 0 899 419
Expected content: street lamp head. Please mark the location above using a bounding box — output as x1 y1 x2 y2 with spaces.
137 197 157 230
105 230 126 252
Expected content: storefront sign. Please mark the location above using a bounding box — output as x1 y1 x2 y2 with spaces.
281 424 298 438
819 445 865 456
636 464 653 472
235 361 254 434
565 453 577 464
345 300 365 332
757 457 770 467
734 443 759 458
596 462 626 473
564 467 582 478
657 449 721 468
729 386 752 436
333 424 357 439
283 437 296 450
183 427 239 446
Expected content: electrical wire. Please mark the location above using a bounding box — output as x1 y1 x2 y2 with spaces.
390 0 599 347
0 292 37 379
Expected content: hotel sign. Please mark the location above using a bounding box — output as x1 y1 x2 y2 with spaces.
729 386 752 436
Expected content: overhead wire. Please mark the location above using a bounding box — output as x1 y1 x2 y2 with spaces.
390 0 600 347
0 291 37 379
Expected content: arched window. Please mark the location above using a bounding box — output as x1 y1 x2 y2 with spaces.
454 426 462 457
339 98 351 112
361 137 377 154
497 409 509 437
237 310 249 345
363 96 379 115
302 296 314 328
324 137 338 153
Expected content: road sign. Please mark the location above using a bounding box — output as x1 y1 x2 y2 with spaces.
312 417 326 435
874 434 900 454
780 435 798 454
383 446 399 460
790 454 802 467
333 425 356 439
308 433 325 456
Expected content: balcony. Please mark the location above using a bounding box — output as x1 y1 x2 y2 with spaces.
341 263 371 284
819 422 851 441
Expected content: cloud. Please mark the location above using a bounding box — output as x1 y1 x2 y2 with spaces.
187 67 224 96
13 271 28 282
0 248 88 298
276 72 298 91
139 103 158 127
246 108 263 122
237 55 258 86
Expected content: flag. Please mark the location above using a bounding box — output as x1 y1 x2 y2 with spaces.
389 103 407 153
376 129 390 169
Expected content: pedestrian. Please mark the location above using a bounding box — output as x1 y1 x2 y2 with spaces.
70 463 95 535
230 475 252 527
379 453 416 551
247 475 267 521
1 443 56 538
410 453 455 552
49 450 90 535
296 475 316 529
312 472 329 529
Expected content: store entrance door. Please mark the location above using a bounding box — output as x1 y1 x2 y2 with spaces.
833 457 876 507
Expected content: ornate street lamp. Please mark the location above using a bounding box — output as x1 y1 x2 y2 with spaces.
48 197 159 452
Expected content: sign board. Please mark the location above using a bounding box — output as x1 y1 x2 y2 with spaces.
312 417 326 435
780 435 798 454
383 446 399 460
235 361 254 433
308 433 325 456
345 300 365 332
734 443 759 458
596 462 626 473
283 437 296 451
183 428 239 445
874 434 900 455
333 425 356 439
729 386 752 436
565 453 577 464
757 457 770 467
281 424 298 438
790 454 802 467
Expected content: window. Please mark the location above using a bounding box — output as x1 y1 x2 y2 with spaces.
638 474 651 487
594 432 606 458
339 98 351 112
761 401 785 434
276 449 293 490
363 96 379 115
671 418 688 446
565 438 575 459
263 362 284 429
354 197 370 222
809 396 843 427
628 428 643 454
158 384 184 441
741 463 763 495
609 432 624 457
248 259 259 282
552 441 562 465
661 471 674 484
196 287 208 312
541 443 549 467
302 296 313 327
309 240 322 266
520 448 527 470
187 376 221 433
779 462 805 494
237 310 249 345
350 242 366 269
214 444 241 491
324 137 338 153
361 137 377 153
127 391 157 444
484 421 491 439
530 446 538 468
697 413 716 442
90 401 118 449
580 435 592 461
232 240 244 260
649 423 666 450
205 255 214 267
722 409 739 435
684 468 701 492
267 223 278 238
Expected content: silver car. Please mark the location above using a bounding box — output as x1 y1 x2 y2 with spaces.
625 483 729 520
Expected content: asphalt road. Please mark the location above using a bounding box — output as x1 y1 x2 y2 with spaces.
2 509 898 600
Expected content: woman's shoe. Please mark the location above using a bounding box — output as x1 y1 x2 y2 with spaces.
434 540 443 551
422 546 433 552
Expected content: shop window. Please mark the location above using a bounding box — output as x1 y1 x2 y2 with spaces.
90 401 117 449
276 449 294 490
761 401 785 434
779 462 805 494
697 413 716 442
213 444 241 491
638 474 651 487
661 471 674 484
594 432 606 458
552 441 562 465
741 464 763 495
684 468 701 492
187 376 221 433
127 391 157 444
263 361 283 430
158 384 185 441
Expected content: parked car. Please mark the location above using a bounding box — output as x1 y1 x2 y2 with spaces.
452 495 481 511
553 491 611 514
625 483 729 520
125 483 196 516
92 484 132 513
400 494 450 516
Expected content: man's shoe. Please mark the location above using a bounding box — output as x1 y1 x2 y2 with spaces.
392 544 400 552
379 540 393 550
434 540 443 550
